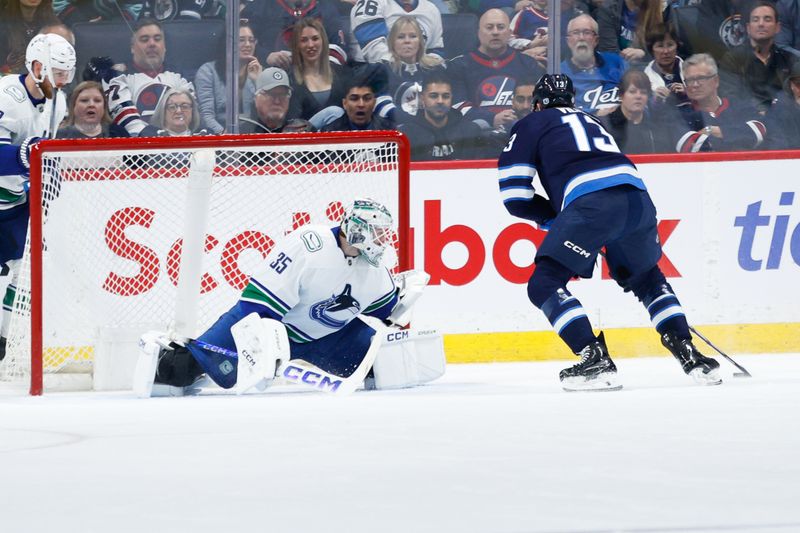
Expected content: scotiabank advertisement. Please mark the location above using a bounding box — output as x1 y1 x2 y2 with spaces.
408 155 800 337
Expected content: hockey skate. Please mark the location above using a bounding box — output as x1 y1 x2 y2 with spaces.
560 332 622 392
661 331 722 386
134 332 206 398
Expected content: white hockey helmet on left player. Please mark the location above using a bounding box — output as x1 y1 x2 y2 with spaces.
26 33 76 87
341 198 395 267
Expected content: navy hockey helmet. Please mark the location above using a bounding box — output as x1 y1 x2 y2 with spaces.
532 74 575 110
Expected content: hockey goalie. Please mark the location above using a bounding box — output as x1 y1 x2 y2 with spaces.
134 198 445 397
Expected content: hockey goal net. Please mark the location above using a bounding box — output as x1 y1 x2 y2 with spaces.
0 131 410 395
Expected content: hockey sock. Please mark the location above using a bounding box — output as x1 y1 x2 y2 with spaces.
541 289 596 353
635 275 690 338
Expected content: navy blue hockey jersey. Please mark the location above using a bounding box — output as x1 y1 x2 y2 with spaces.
497 106 646 217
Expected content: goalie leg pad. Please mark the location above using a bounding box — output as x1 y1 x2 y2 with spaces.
281 318 382 394
369 328 446 390
231 312 290 394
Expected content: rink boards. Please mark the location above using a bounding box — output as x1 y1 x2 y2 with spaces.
408 151 800 361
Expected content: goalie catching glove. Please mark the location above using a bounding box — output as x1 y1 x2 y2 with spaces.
387 270 430 327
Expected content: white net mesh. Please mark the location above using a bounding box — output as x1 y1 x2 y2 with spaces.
0 134 405 392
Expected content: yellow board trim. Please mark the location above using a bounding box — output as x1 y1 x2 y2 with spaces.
444 323 800 363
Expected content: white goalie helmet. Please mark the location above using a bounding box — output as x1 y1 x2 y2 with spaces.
26 33 76 86
341 198 395 267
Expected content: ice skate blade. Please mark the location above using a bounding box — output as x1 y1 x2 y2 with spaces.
561 372 622 392
689 367 722 386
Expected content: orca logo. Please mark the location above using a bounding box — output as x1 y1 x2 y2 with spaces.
309 284 361 328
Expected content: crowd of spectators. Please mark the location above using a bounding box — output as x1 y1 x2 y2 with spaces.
2 0 800 160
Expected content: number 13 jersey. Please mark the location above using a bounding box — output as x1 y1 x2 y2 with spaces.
497 107 646 214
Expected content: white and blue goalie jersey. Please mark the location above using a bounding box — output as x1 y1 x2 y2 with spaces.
239 225 398 344
497 106 647 219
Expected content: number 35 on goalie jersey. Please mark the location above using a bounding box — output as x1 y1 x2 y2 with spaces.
498 107 646 214
238 224 398 344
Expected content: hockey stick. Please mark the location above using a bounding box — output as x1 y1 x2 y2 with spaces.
181 336 377 394
688 325 752 378
48 88 60 139
595 250 751 377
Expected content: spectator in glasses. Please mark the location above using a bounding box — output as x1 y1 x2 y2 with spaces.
561 14 628 113
150 89 201 136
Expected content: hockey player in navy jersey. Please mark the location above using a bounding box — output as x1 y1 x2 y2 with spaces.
0 33 75 362
497 74 721 391
134 198 445 397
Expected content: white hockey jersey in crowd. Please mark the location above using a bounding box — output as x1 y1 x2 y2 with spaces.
350 0 444 63
239 224 397 344
0 74 67 210
104 67 194 136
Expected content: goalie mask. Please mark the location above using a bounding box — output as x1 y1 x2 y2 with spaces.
341 198 394 267
26 33 76 88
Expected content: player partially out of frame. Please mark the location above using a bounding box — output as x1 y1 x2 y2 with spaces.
497 74 721 391
134 198 445 397
0 33 75 362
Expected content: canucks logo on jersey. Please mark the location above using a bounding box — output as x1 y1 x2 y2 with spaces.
309 284 362 328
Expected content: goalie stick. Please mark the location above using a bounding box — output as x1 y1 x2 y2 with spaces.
181 337 377 395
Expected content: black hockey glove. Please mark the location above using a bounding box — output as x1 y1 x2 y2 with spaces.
83 56 122 83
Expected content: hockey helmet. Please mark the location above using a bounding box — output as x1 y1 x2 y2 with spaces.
532 74 575 110
26 33 76 87
341 198 395 267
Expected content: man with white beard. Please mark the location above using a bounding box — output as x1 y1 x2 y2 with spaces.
560 14 628 113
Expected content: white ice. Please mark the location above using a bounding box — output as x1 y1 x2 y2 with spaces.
2 354 800 533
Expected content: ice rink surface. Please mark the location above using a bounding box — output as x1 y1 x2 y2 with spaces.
2 354 800 533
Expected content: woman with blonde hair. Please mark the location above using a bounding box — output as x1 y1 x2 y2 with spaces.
57 81 113 139
287 18 351 122
383 15 446 119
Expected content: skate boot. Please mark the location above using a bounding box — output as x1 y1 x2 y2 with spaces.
560 332 622 392
134 332 206 398
0 336 6 362
661 331 722 385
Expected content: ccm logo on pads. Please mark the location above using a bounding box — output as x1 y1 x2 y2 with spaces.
563 240 591 258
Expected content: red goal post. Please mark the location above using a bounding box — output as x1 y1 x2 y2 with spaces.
1 131 410 395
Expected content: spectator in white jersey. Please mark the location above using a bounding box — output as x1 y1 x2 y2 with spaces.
82 18 194 138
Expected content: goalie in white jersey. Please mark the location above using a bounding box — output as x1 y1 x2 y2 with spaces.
0 33 74 361
135 198 445 397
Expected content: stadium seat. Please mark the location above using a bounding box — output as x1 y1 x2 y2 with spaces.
670 5 700 57
72 20 225 82
442 13 479 60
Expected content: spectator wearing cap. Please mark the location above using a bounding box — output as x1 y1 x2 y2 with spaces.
322 77 394 131
765 61 800 147
239 67 315 133
719 0 798 114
